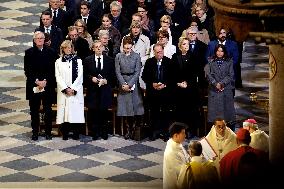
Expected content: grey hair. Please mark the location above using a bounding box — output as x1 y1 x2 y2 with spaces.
164 0 175 3
98 29 110 38
33 31 45 39
110 1 122 11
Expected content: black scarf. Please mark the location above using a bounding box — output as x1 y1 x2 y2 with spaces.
62 54 78 83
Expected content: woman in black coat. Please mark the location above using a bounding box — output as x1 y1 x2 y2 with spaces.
172 37 202 136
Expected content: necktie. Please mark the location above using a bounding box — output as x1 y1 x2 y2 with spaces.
97 57 101 71
83 17 87 24
190 43 195 52
53 10 57 18
157 61 161 81
46 28 50 34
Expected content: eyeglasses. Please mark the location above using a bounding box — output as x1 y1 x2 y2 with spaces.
111 9 120 12
159 36 166 39
188 33 197 35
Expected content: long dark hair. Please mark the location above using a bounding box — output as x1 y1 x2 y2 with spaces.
212 44 229 61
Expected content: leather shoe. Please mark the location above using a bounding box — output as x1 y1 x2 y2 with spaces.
72 134 79 140
102 134 108 140
31 134 38 141
45 134 52 140
92 135 99 140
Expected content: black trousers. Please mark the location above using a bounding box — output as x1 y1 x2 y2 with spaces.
29 92 52 135
149 102 172 138
88 108 109 137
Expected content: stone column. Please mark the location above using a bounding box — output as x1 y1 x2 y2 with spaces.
269 45 284 167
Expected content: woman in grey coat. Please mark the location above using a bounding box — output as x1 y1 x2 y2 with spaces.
115 36 144 139
207 44 236 126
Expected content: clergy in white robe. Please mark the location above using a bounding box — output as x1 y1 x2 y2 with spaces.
243 118 269 153
163 122 190 189
205 118 238 175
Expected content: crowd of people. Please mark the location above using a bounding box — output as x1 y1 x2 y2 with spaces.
25 0 243 141
24 1 271 187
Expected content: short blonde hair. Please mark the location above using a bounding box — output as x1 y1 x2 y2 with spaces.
59 40 75 57
178 37 189 50
160 15 172 25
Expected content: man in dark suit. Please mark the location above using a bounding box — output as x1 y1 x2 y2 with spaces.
142 43 174 141
206 28 240 88
83 40 116 140
46 0 70 37
187 26 208 136
35 11 63 53
67 26 90 60
24 31 58 141
90 0 107 21
73 1 100 35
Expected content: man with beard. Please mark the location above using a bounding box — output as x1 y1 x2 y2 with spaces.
206 28 240 89
67 26 90 61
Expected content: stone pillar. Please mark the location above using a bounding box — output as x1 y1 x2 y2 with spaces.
269 45 284 167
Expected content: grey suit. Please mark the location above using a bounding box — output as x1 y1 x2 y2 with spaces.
115 51 144 116
207 58 235 123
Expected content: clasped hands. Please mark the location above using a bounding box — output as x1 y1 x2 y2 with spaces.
92 77 107 87
66 87 75 96
216 82 224 92
177 81 187 88
35 79 47 90
153 82 166 90
122 84 131 92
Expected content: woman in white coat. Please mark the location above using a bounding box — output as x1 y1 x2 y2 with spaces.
55 40 85 140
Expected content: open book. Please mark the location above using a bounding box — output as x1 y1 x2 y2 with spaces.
199 137 217 160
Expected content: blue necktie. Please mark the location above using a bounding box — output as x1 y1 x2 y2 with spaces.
157 61 161 81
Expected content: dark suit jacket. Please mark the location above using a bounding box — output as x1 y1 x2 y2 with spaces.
35 25 63 53
83 54 116 110
142 56 174 104
189 40 208 87
24 46 58 100
110 14 130 37
73 14 100 35
90 0 106 20
172 51 200 107
45 8 69 36
67 36 91 61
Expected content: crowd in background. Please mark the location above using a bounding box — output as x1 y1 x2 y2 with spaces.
25 0 243 141
24 1 271 188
